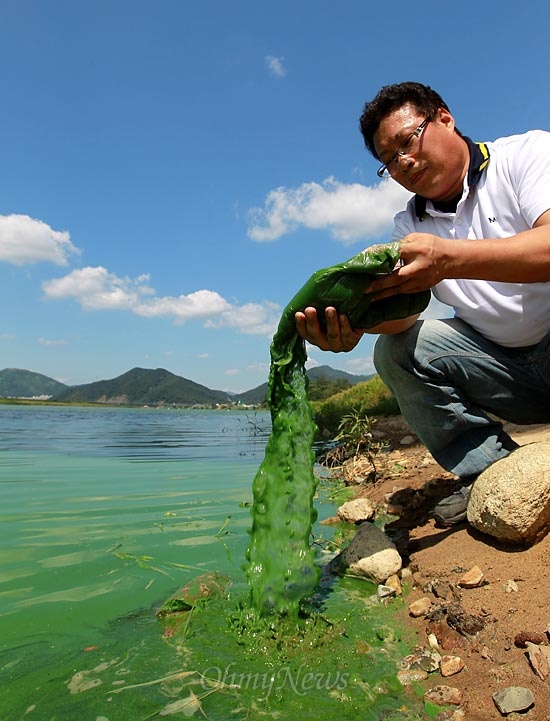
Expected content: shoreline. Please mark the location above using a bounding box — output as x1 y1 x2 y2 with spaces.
340 417 550 720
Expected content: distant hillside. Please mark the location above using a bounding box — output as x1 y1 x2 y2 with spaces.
54 367 230 406
0 368 69 398
234 364 373 405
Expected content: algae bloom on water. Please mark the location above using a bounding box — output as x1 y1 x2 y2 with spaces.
245 242 430 617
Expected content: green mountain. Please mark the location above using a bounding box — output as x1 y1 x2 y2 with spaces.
2 364 372 406
54 367 230 406
0 368 69 398
233 364 373 405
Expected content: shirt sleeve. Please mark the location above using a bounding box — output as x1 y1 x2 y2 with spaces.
509 130 550 227
391 199 417 241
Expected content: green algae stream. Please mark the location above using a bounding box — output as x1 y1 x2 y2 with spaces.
246 243 430 617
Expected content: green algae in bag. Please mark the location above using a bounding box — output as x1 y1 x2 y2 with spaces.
246 242 430 617
272 241 431 366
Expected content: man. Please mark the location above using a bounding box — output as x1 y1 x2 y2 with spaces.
295 81 550 525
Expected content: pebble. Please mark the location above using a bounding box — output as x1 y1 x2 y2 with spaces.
397 668 428 685
409 597 432 617
385 573 402 596
400 435 416 446
492 686 535 714
525 641 550 680
514 630 547 647
439 655 465 677
377 584 396 600
457 565 485 588
424 685 463 706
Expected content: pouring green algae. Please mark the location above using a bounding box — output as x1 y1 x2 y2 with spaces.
246 241 430 616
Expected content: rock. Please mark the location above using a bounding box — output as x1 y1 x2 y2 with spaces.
385 573 402 596
397 668 428 685
492 686 535 714
439 655 465 677
467 442 550 545
424 685 463 706
504 579 519 593
514 630 547 647
409 597 432 617
525 641 550 680
426 620 467 651
377 584 396 600
457 565 484 588
337 497 376 523
400 435 416 446
341 522 402 584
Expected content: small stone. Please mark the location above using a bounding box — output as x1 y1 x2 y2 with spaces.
426 621 467 651
409 597 432 618
424 685 463 706
377 584 396 600
525 641 550 680
427 633 440 650
504 579 519 593
514 630 547 647
385 574 402 596
439 655 465 677
457 565 485 588
337 498 376 523
397 668 428 685
492 686 535 714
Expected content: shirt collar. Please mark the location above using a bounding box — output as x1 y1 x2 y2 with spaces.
414 136 490 220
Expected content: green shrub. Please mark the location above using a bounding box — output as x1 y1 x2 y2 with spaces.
311 375 399 439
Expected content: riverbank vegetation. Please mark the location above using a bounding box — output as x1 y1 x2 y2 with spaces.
311 375 398 439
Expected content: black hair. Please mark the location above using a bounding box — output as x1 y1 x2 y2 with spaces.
359 82 452 159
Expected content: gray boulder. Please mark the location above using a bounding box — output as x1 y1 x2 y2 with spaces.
467 442 550 545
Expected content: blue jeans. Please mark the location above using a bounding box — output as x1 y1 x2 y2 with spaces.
374 318 550 478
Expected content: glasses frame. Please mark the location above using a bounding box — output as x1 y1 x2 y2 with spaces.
377 115 433 178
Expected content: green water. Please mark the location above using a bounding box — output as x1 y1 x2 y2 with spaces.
0 406 434 720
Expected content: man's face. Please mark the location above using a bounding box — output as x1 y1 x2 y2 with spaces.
373 103 469 201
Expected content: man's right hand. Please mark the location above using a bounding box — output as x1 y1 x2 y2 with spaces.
295 306 364 352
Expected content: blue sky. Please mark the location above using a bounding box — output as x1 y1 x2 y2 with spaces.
1 0 549 392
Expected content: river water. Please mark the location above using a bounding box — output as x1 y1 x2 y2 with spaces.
0 405 426 721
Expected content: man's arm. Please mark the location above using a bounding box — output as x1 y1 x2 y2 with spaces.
365 209 550 301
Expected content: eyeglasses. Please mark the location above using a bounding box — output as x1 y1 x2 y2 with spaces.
377 116 432 178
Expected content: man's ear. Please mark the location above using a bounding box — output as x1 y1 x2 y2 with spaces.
437 107 456 132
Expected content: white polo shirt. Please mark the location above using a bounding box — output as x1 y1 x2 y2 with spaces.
392 130 550 347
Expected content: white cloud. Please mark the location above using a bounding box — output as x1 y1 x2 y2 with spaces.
42 266 154 310
210 301 281 336
135 289 231 323
0 214 79 265
42 266 281 337
248 176 412 244
38 338 68 347
265 55 286 78
224 368 240 376
344 356 376 376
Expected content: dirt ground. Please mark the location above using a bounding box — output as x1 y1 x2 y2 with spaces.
347 417 550 721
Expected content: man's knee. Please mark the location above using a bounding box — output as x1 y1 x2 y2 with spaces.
373 322 421 379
